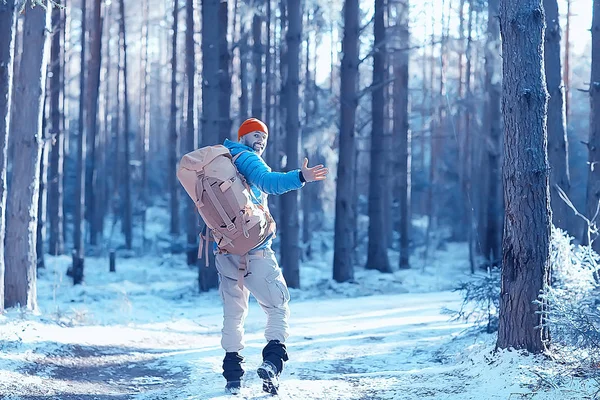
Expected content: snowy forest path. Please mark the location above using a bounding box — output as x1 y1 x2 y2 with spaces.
0 286 474 400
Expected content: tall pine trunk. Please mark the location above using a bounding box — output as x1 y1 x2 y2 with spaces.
140 0 150 248
5 1 51 308
252 2 263 119
465 1 475 271
586 0 600 247
395 0 410 270
564 0 571 121
302 10 312 259
0 0 18 312
239 28 249 120
366 0 391 273
333 0 359 282
112 1 122 231
265 0 272 131
186 0 198 265
496 0 551 353
281 0 302 288
169 0 180 239
118 0 132 250
200 0 221 291
544 0 570 233
482 0 502 263
37 115 49 270
73 0 87 284
48 1 65 256
219 0 232 142
88 0 103 245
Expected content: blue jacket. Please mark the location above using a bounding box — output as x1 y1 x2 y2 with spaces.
221 139 305 249
224 139 304 202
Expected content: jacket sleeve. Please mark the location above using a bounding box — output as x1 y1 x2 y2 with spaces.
233 151 304 195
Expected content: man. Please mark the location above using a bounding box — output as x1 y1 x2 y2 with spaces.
217 118 328 394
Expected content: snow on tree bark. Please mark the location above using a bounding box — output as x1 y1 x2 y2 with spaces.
5 1 51 309
496 0 551 353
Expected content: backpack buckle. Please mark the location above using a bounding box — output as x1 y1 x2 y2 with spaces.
226 223 235 231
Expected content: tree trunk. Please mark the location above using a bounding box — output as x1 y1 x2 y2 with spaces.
281 0 301 288
333 0 360 282
0 0 18 312
496 0 551 353
140 0 150 249
239 28 249 121
200 0 221 291
37 123 49 270
252 2 263 119
5 1 51 308
48 1 65 256
586 0 600 248
169 0 180 238
73 0 87 285
268 0 286 227
543 0 570 233
564 0 571 121
366 0 391 273
265 0 284 226
395 0 410 270
464 0 474 272
102 3 113 241
458 0 465 101
88 0 103 246
118 0 132 250
61 0 69 156
265 0 272 132
482 0 502 263
186 0 198 265
7 13 21 166
302 10 312 259
219 0 232 142
416 9 428 218
424 0 439 264
112 2 123 228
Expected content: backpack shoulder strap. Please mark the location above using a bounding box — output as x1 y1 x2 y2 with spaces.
232 150 249 163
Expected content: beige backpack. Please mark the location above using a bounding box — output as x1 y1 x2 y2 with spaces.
177 145 276 265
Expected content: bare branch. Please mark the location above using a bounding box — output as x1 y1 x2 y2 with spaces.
357 77 396 100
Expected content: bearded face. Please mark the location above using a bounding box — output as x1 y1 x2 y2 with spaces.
241 131 268 156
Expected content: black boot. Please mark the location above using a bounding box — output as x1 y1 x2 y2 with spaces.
225 380 241 395
257 340 289 394
223 352 244 393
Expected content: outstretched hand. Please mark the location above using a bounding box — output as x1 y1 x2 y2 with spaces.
301 158 329 183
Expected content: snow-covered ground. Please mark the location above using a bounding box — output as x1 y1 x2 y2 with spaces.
0 237 596 399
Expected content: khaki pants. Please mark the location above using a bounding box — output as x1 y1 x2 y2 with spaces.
215 248 290 353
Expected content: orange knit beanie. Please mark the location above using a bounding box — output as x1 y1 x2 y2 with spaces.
238 118 269 141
